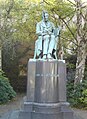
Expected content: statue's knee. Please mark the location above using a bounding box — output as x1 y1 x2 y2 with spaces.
51 35 55 39
44 35 49 39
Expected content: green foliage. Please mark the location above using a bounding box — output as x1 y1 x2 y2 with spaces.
66 55 87 109
0 70 16 104
67 79 87 109
79 89 87 106
54 1 75 19
67 63 76 69
79 68 87 108
0 0 87 97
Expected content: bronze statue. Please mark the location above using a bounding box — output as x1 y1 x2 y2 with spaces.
34 11 61 59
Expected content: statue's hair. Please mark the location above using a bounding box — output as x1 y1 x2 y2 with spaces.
42 10 49 19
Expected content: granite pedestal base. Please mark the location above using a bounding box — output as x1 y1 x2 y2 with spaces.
18 59 74 119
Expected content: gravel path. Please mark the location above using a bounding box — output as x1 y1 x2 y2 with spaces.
73 108 87 119
0 93 24 118
0 94 87 119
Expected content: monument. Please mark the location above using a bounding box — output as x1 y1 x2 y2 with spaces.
18 11 74 119
33 11 60 59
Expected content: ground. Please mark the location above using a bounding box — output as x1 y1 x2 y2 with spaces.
0 93 24 118
0 93 87 119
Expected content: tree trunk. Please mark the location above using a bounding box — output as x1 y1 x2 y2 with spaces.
74 0 87 84
0 47 2 69
75 42 86 84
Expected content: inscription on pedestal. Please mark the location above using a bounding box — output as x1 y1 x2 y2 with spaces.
36 74 59 77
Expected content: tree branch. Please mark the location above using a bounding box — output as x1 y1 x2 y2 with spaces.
59 17 77 42
44 0 51 5
6 0 14 17
82 9 87 43
61 36 78 46
66 0 76 6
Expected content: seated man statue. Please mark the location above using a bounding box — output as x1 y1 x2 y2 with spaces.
34 11 61 59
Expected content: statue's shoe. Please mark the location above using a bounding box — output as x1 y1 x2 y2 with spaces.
43 55 47 59
47 54 53 59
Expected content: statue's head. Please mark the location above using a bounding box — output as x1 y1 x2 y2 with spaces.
42 10 49 22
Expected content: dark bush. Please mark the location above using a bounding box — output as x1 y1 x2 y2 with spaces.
0 70 16 104
67 79 87 109
66 55 87 109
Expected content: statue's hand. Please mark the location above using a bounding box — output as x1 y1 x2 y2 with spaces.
58 26 62 31
42 32 48 36
45 28 51 33
44 28 52 35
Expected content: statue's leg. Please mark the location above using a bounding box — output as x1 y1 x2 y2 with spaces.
43 35 49 59
37 40 42 59
33 40 38 59
53 38 58 59
34 38 43 59
47 35 55 58
54 50 57 59
52 49 56 59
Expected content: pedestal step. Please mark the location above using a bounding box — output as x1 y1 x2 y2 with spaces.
19 109 73 119
19 102 73 119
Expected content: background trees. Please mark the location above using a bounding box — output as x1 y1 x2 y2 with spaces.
74 0 87 84
42 0 87 84
0 0 87 96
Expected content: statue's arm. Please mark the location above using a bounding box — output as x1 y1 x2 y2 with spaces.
43 22 55 35
36 23 49 36
51 22 56 34
36 23 42 36
57 26 62 36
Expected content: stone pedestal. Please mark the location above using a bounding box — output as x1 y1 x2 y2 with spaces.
18 59 74 119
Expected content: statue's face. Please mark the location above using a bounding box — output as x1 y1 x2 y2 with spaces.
44 13 49 22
